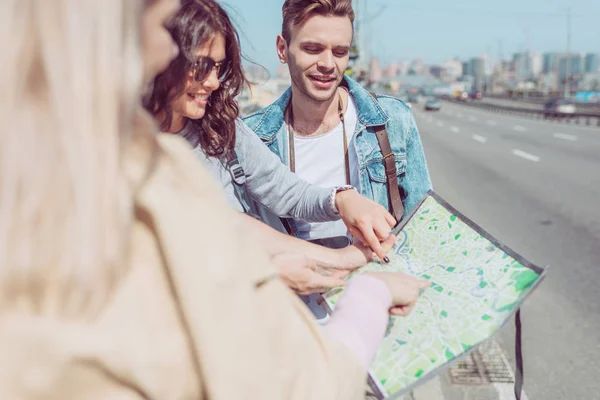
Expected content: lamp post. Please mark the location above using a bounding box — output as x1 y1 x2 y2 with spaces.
564 7 571 98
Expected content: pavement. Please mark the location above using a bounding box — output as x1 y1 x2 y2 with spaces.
407 100 600 400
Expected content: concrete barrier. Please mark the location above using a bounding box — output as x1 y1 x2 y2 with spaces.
444 99 600 128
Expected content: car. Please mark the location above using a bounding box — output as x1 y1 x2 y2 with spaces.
407 94 420 105
469 91 483 100
455 91 470 101
424 98 441 111
544 99 576 117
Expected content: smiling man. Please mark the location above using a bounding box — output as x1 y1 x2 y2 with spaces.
244 0 432 242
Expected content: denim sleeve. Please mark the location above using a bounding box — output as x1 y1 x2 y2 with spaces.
402 113 432 217
235 120 339 222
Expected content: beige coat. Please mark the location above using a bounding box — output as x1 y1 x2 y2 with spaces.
0 135 366 400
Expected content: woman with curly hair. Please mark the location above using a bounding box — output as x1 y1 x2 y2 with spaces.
0 0 428 397
145 0 401 299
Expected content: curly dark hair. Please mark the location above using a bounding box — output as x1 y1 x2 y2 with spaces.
145 0 246 156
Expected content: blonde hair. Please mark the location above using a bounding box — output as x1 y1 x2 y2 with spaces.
281 0 355 43
0 0 156 315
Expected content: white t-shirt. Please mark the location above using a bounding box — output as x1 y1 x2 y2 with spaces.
293 95 360 240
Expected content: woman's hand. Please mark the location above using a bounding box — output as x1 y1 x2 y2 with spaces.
366 271 431 316
273 253 347 296
334 190 397 261
335 234 396 269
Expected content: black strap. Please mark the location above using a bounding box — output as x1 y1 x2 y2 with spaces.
225 149 245 186
224 149 259 219
514 309 524 400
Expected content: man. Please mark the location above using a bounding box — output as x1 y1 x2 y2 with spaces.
244 0 432 242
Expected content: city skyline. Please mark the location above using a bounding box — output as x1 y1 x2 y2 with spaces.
222 0 600 73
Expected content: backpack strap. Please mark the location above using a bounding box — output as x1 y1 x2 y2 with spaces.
369 92 405 222
224 148 260 219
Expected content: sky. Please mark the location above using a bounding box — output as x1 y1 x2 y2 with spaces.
220 0 600 73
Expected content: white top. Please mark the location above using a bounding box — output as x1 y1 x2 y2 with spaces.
293 95 360 240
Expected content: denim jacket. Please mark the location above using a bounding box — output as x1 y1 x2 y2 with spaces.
243 75 432 224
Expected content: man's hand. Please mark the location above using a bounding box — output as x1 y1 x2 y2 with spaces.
366 271 431 316
334 189 397 262
273 253 347 296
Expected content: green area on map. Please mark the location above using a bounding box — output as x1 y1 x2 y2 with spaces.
323 194 543 398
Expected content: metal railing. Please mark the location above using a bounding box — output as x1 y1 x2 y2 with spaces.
444 99 600 128
483 94 600 113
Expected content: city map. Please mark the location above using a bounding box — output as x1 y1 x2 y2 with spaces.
322 191 545 399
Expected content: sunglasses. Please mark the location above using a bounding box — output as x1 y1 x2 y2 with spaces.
191 56 225 82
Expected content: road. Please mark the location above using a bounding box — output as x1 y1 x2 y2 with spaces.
412 101 600 399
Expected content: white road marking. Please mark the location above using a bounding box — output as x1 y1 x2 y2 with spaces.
472 134 488 143
437 121 445 128
512 149 540 162
553 133 578 141
468 116 477 122
450 126 460 133
486 120 497 126
513 125 527 132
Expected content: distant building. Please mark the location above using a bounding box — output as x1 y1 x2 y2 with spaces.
541 52 570 90
397 61 410 76
410 59 426 75
385 63 398 77
499 60 513 73
462 61 471 77
429 65 443 79
539 73 558 93
368 57 383 84
585 53 600 74
558 53 585 80
470 57 486 91
580 72 600 91
442 59 463 82
389 74 443 92
543 52 560 74
513 51 542 82
532 53 543 77
556 53 585 91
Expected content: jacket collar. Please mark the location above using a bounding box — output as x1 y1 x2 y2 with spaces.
256 75 389 141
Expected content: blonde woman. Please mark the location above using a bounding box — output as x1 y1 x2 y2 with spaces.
0 0 427 399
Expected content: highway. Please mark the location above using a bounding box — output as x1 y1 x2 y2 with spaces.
413 100 600 399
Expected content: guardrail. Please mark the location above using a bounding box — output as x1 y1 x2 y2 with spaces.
484 94 600 113
444 99 600 128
